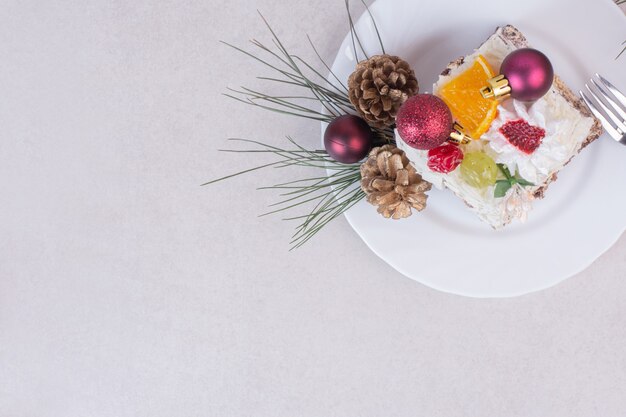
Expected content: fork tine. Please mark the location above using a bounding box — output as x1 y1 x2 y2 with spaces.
580 91 621 139
596 74 626 108
590 79 626 126
585 84 626 131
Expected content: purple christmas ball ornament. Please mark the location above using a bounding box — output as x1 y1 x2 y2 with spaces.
500 48 554 101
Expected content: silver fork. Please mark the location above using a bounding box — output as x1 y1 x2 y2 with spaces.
580 74 626 145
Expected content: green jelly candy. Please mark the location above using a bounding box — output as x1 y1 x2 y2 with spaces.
460 152 498 188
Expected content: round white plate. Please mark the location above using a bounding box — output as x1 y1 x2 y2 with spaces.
326 0 626 297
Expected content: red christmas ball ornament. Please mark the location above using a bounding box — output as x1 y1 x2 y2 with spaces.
396 94 453 150
481 48 554 102
427 143 464 173
323 115 373 164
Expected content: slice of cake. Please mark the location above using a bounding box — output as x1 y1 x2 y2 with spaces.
396 25 603 229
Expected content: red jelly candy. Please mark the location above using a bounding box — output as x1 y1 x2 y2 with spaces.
499 119 546 154
427 143 464 173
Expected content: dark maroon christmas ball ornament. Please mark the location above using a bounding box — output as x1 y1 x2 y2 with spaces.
323 114 373 164
396 94 453 150
481 48 554 102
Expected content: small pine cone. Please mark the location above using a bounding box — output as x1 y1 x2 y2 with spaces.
348 55 419 129
360 145 432 219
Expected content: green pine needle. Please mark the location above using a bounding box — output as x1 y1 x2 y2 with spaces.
617 1 625 58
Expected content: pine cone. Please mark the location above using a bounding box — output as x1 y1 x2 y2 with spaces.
360 145 431 219
348 55 419 129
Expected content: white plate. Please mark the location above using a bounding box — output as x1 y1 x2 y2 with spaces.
326 0 626 297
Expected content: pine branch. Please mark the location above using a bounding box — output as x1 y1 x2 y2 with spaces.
208 1 389 248
204 137 364 250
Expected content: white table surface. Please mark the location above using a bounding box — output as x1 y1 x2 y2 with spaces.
1 1 625 416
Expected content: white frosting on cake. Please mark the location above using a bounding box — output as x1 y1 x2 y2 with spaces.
484 98 586 185
396 28 596 229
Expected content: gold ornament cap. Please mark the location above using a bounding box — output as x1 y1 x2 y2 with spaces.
480 74 512 99
448 123 473 145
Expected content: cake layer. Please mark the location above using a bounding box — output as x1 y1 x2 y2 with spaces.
396 25 602 228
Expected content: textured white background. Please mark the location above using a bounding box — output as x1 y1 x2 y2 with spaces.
1 1 626 416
